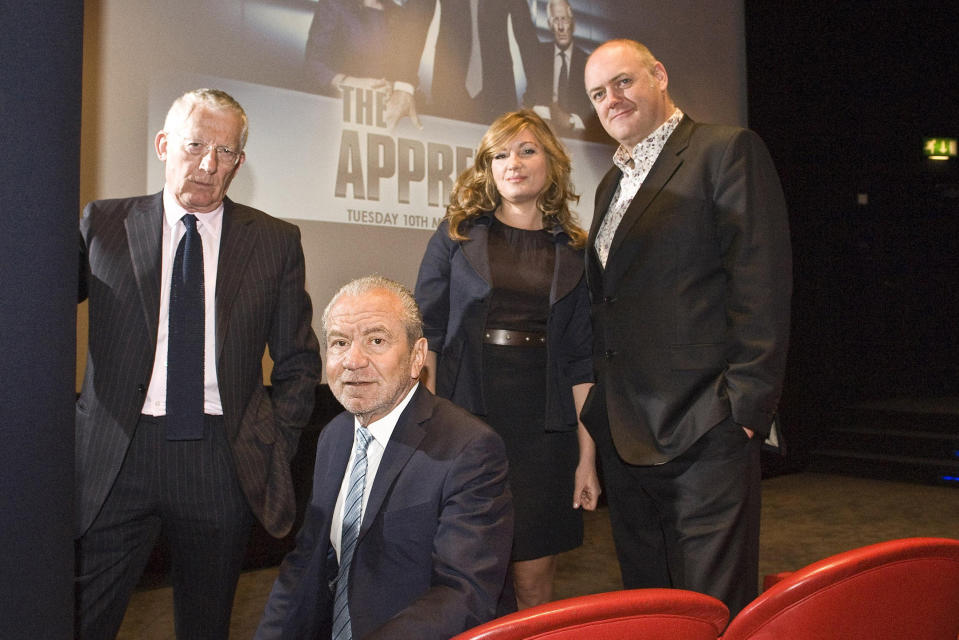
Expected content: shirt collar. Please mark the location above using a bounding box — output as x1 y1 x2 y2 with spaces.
613 108 684 174
162 188 225 236
354 382 419 448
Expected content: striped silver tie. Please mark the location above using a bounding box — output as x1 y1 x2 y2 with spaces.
332 426 373 640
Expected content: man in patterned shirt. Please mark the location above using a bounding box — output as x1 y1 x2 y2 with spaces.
579 39 792 616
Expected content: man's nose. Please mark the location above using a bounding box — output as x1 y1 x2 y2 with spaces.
198 146 218 172
342 342 367 369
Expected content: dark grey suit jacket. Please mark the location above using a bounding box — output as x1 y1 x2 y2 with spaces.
76 192 321 538
255 385 513 640
524 41 591 125
395 0 539 123
582 116 792 465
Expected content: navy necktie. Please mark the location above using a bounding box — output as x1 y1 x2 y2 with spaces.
166 214 205 440
332 426 374 640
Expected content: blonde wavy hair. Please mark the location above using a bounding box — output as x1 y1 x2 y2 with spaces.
444 110 586 248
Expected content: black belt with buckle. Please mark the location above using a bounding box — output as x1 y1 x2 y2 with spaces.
483 329 546 346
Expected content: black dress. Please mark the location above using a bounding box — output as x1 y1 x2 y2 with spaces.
482 216 582 561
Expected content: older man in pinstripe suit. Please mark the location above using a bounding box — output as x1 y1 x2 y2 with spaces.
75 88 321 639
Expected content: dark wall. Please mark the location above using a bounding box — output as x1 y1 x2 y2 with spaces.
745 2 959 462
0 1 84 638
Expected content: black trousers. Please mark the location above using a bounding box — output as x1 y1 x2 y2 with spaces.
75 415 254 640
594 410 762 618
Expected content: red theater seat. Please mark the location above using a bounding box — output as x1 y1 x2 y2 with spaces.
451 588 729 640
722 537 959 640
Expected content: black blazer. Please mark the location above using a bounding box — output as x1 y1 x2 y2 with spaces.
582 116 792 465
76 193 321 538
524 41 592 125
394 0 539 123
255 385 513 640
414 213 593 431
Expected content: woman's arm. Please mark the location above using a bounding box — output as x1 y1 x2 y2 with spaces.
571 382 600 510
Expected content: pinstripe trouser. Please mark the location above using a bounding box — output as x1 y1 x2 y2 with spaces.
75 414 254 640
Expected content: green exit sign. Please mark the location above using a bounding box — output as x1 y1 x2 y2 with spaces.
924 138 957 158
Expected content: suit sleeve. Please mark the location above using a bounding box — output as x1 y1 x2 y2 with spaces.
303 0 341 92
254 427 339 639
414 223 456 354
267 225 322 451
386 0 437 88
557 275 594 386
507 0 540 84
367 427 513 639
713 129 792 435
254 500 324 639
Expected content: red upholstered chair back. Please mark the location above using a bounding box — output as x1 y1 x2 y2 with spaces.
451 588 729 640
722 537 959 640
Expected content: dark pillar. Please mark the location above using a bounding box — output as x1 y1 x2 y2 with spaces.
0 1 84 637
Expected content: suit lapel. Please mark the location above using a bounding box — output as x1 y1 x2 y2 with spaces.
602 116 694 291
310 413 355 589
318 414 358 513
550 226 583 305
215 198 257 361
586 169 621 295
607 117 692 261
125 193 164 347
588 168 621 248
466 214 581 303
460 213 493 286
358 386 431 541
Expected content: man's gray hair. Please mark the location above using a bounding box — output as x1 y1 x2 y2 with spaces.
163 88 250 149
322 275 424 347
547 0 571 19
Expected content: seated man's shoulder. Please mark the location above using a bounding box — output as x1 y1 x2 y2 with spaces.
426 394 503 448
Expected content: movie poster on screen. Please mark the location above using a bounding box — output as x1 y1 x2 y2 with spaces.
145 0 744 231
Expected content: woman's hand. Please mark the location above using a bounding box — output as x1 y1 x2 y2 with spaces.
573 458 601 511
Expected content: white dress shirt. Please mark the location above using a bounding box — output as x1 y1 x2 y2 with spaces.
330 383 419 559
142 190 224 416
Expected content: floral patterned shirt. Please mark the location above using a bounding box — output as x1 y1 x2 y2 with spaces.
594 108 684 267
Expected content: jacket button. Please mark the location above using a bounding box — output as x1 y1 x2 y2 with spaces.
137 384 146 394
603 296 615 304
604 350 616 359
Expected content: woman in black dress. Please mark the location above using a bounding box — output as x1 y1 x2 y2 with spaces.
414 110 599 609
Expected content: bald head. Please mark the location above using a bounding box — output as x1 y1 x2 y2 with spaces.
584 39 674 149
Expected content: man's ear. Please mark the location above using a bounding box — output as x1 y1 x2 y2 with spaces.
652 62 668 90
155 130 168 161
410 337 428 379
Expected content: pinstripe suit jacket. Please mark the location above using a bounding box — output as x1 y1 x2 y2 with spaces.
76 192 321 539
